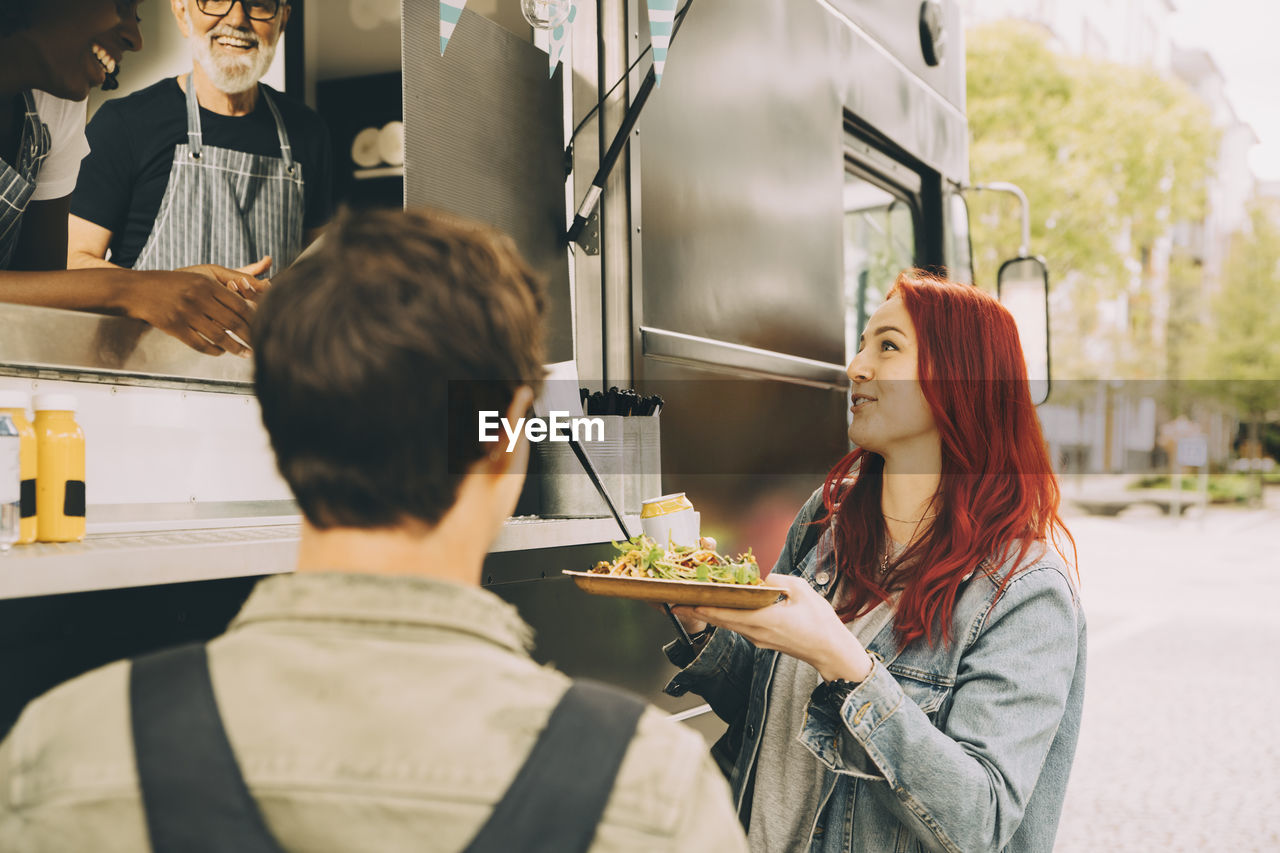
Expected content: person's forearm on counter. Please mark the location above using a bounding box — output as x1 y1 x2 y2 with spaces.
0 268 258 357
0 267 137 313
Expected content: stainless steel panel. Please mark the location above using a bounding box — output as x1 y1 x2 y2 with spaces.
636 0 964 370
571 0 605 381
0 303 252 391
626 0 648 391
402 0 573 364
824 0 966 110
600 0 636 385
637 0 847 365
641 326 849 391
832 3 968 182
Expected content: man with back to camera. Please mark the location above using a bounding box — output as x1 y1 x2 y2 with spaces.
0 207 748 853
67 0 332 281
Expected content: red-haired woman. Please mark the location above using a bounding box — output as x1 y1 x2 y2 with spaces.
665 271 1085 853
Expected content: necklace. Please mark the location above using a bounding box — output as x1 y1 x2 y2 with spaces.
881 501 938 576
880 539 904 577
882 511 937 524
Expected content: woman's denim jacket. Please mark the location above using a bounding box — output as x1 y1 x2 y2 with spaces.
664 490 1086 853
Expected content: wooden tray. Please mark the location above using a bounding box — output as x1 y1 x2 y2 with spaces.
562 570 783 609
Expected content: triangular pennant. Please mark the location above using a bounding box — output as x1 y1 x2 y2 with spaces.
548 3 578 77
440 0 468 55
645 0 678 87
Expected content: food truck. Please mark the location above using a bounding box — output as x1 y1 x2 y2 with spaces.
0 0 1046 740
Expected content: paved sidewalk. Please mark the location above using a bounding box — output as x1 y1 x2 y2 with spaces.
1054 500 1280 851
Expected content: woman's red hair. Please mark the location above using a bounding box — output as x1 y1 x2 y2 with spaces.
820 271 1075 646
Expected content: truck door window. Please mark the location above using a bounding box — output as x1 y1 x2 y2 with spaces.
945 192 975 285
843 172 916 363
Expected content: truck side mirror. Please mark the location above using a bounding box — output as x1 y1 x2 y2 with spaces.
997 256 1051 405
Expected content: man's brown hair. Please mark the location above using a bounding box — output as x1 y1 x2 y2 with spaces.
254 207 547 529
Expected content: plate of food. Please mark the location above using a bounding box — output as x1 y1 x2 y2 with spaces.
563 535 784 609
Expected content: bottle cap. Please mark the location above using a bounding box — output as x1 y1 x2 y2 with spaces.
33 393 77 413
0 390 31 410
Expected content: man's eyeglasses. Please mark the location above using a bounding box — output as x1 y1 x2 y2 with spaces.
194 0 284 22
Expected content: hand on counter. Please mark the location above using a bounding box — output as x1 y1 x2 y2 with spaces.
181 262 272 305
120 269 259 357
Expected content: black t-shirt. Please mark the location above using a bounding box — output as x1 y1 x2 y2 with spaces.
71 77 333 269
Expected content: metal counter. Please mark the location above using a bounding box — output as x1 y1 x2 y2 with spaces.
0 302 253 391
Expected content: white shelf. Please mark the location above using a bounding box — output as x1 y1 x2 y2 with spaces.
0 525 300 600
0 515 639 600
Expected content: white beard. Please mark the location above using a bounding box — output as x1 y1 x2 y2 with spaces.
186 9 277 94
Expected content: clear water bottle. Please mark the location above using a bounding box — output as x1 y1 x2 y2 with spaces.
0 413 20 552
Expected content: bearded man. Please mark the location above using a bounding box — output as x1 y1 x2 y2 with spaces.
67 0 331 281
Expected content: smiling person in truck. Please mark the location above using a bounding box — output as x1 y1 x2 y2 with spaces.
0 0 139 276
67 0 332 283
0 0 267 356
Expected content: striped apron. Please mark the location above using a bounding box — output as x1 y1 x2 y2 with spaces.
0 91 52 270
133 75 304 278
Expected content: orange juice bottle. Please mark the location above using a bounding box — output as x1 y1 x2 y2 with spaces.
34 394 85 543
0 391 37 544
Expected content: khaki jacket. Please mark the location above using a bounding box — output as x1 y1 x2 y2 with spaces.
0 572 747 853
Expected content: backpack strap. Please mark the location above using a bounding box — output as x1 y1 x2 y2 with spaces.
461 680 647 853
129 643 287 853
130 651 645 853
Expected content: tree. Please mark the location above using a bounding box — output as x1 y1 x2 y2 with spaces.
1161 252 1207 416
965 22 1219 385
1198 203 1280 472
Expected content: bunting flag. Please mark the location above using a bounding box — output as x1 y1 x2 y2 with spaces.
440 0 468 55
548 3 578 76
645 0 678 86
